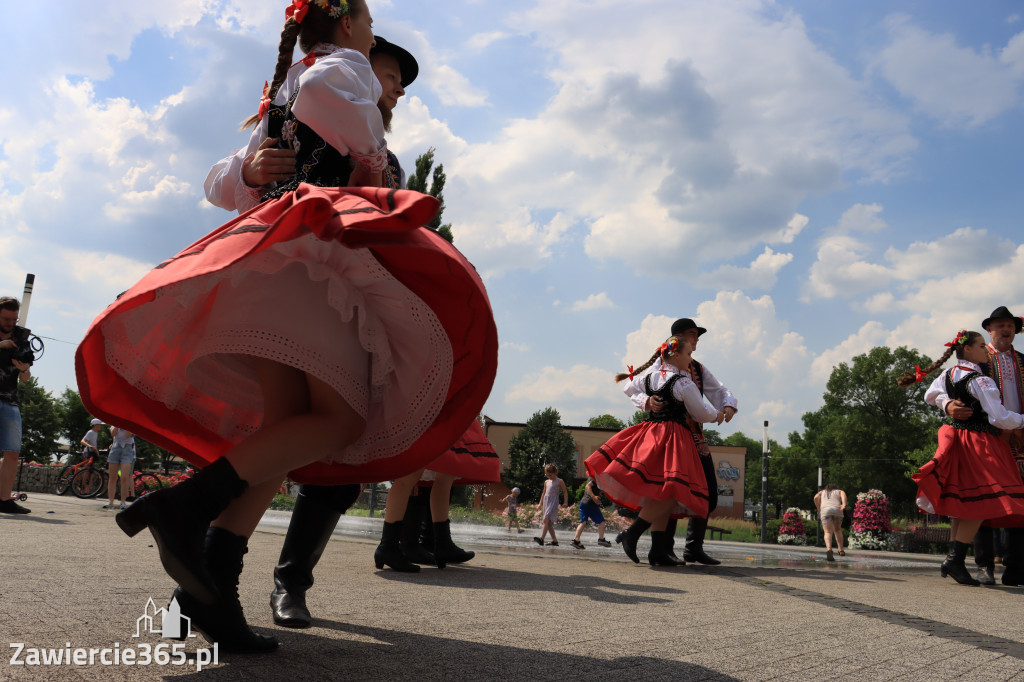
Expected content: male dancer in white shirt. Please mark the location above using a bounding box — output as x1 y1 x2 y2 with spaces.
926 305 1024 585
625 318 737 565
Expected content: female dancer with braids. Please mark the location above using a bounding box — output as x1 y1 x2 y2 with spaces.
585 336 724 565
899 330 1024 586
75 0 496 652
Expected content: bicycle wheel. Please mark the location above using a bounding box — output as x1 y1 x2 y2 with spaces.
134 473 163 496
71 469 106 499
54 466 75 495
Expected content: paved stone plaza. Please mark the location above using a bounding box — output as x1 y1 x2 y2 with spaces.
2 493 1023 681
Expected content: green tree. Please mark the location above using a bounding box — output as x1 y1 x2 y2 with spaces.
588 414 625 430
406 148 454 243
786 346 942 507
627 410 649 426
55 388 93 457
501 407 577 503
17 378 60 463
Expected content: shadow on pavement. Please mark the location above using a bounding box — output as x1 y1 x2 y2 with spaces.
169 622 739 681
373 565 685 604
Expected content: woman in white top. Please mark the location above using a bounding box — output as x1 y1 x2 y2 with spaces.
813 483 847 562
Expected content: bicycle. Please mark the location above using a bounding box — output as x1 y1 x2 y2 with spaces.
70 456 107 499
111 469 164 501
54 450 106 495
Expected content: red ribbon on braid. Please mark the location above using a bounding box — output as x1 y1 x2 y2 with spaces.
914 365 927 383
627 365 634 381
286 0 309 23
257 81 271 120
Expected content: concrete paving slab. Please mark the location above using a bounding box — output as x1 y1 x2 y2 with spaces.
2 493 1022 681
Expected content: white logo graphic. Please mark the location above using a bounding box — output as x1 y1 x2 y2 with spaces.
134 598 196 640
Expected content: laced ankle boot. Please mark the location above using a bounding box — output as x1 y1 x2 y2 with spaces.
116 458 247 603
941 540 981 586
400 490 435 566
172 527 278 653
374 521 420 572
616 518 652 563
648 531 682 566
432 519 475 569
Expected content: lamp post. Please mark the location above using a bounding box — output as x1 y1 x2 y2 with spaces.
760 420 769 543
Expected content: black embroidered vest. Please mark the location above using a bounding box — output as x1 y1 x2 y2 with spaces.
643 374 693 429
945 370 998 435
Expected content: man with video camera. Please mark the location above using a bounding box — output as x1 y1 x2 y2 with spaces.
0 296 34 514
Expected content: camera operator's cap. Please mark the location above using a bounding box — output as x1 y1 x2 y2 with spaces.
90 418 103 426
670 318 707 337
371 36 418 87
981 306 1023 333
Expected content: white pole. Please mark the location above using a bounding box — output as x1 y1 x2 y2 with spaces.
818 467 822 488
17 274 34 327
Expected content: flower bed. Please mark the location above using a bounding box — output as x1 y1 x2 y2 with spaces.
849 489 896 550
777 507 807 545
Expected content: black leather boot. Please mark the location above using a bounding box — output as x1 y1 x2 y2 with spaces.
683 517 721 566
374 521 420 572
432 519 475 569
400 489 435 566
941 540 981 586
117 458 247 603
1000 528 1024 586
171 527 278 653
616 518 652 564
664 517 681 562
648 530 682 567
419 488 435 553
271 484 357 627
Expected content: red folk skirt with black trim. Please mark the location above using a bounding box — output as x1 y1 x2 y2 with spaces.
418 419 500 486
584 420 709 519
913 424 1024 527
75 184 498 486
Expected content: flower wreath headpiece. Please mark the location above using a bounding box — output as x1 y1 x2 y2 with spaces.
659 336 681 356
943 329 970 348
286 0 350 23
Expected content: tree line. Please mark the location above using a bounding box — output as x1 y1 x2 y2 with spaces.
16 379 176 469
503 346 940 515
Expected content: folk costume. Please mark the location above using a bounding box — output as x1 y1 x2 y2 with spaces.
75 44 498 489
924 308 1024 585
624 349 737 564
914 360 1024 524
587 366 717 520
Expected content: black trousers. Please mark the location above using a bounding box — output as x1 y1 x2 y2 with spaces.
698 454 718 517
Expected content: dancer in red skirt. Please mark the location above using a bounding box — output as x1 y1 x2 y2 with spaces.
586 336 725 565
396 420 500 569
75 0 496 652
899 330 1024 585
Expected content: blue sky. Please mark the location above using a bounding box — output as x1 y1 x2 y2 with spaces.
2 0 1024 445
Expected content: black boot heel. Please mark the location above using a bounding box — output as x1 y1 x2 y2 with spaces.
374 521 420 572
115 501 148 537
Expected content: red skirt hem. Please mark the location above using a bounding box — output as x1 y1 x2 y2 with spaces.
584 421 709 519
913 425 1024 526
75 185 497 485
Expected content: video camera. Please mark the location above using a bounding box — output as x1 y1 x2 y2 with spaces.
1 326 40 372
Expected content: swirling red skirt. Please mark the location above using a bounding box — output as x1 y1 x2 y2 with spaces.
913 425 1024 527
585 420 709 519
420 419 500 485
75 184 497 485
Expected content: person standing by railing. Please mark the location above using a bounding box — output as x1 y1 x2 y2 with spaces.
103 425 136 510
